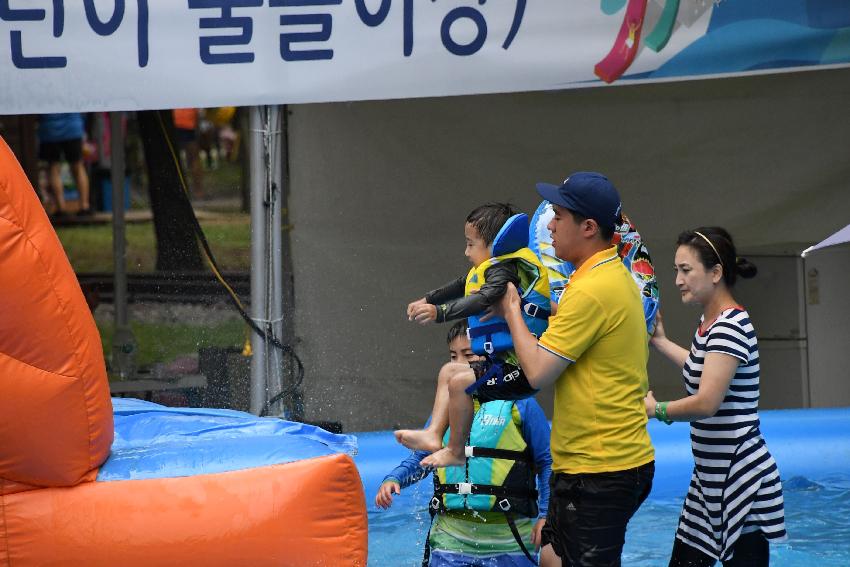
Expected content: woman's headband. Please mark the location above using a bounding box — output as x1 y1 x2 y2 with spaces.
693 231 724 269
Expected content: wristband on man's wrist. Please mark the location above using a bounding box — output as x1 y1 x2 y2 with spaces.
655 401 673 425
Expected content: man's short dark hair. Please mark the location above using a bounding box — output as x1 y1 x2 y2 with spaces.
466 203 518 246
566 209 616 242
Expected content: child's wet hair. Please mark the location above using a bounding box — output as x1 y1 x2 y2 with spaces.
446 320 468 344
466 203 518 246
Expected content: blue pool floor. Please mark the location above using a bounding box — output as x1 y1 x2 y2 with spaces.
367 474 850 566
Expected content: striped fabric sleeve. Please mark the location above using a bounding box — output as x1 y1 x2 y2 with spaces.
705 320 750 363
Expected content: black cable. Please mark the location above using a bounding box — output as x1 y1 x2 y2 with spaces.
154 110 304 418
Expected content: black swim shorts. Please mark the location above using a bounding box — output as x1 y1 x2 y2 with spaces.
541 461 655 566
39 138 83 164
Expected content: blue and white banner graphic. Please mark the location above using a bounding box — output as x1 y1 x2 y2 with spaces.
1 0 848 113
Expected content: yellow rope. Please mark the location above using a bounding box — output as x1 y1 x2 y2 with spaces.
155 110 252 355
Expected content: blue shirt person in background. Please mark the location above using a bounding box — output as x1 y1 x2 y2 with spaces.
38 113 92 219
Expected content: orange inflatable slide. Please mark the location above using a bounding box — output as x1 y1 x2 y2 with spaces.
0 136 367 566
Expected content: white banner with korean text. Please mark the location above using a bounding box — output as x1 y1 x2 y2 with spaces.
1 0 849 113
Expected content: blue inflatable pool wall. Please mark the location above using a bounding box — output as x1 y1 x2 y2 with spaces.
354 407 850 509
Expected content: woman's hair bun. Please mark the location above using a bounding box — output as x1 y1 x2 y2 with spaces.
736 256 757 279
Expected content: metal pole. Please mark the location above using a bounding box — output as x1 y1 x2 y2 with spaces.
269 106 285 416
249 106 268 415
110 111 136 378
249 105 287 416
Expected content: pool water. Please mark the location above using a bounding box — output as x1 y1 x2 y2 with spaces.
367 474 850 566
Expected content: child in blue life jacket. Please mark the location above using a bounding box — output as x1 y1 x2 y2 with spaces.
396 203 553 470
378 321 552 567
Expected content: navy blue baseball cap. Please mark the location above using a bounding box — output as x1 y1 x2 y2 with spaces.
536 172 622 231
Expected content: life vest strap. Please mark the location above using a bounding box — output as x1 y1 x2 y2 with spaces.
505 511 539 565
466 445 534 463
520 299 550 321
433 483 538 501
467 322 509 339
427 495 539 565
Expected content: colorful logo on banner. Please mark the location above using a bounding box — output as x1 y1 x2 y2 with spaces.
596 0 850 84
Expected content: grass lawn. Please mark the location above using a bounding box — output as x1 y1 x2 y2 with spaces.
97 317 247 370
50 157 254 374
57 211 251 370
56 214 250 273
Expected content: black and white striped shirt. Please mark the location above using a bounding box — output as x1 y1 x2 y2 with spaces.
678 308 786 561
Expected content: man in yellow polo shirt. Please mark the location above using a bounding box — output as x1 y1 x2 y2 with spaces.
489 172 654 566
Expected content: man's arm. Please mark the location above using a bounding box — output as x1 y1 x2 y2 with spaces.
496 283 570 390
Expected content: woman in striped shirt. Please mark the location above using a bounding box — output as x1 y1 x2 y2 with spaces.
646 227 786 566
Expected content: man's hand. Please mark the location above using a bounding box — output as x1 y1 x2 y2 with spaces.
483 282 521 321
375 481 401 509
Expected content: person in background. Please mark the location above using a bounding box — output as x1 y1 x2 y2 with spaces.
646 227 786 566
172 108 204 199
38 113 92 218
378 321 552 566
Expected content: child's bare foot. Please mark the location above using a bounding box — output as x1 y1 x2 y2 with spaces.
394 429 442 453
420 447 465 468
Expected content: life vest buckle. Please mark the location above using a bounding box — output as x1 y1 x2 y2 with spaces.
484 341 494 354
457 482 473 495
430 496 441 510
498 498 512 511
523 303 540 318
464 446 475 458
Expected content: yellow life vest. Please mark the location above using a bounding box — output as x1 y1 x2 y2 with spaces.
464 246 551 355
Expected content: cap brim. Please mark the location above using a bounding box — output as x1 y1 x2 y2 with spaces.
535 183 570 208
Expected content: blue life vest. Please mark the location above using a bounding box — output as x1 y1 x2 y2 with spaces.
432 399 538 519
464 214 551 356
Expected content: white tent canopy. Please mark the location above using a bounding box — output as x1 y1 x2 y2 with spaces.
802 224 850 257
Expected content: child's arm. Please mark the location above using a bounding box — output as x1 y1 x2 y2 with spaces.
428 263 519 323
376 449 431 509
425 276 466 304
517 399 552 520
380 449 431 490
408 276 465 324
517 398 552 549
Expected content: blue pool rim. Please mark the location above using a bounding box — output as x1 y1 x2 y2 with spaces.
353 407 850 509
